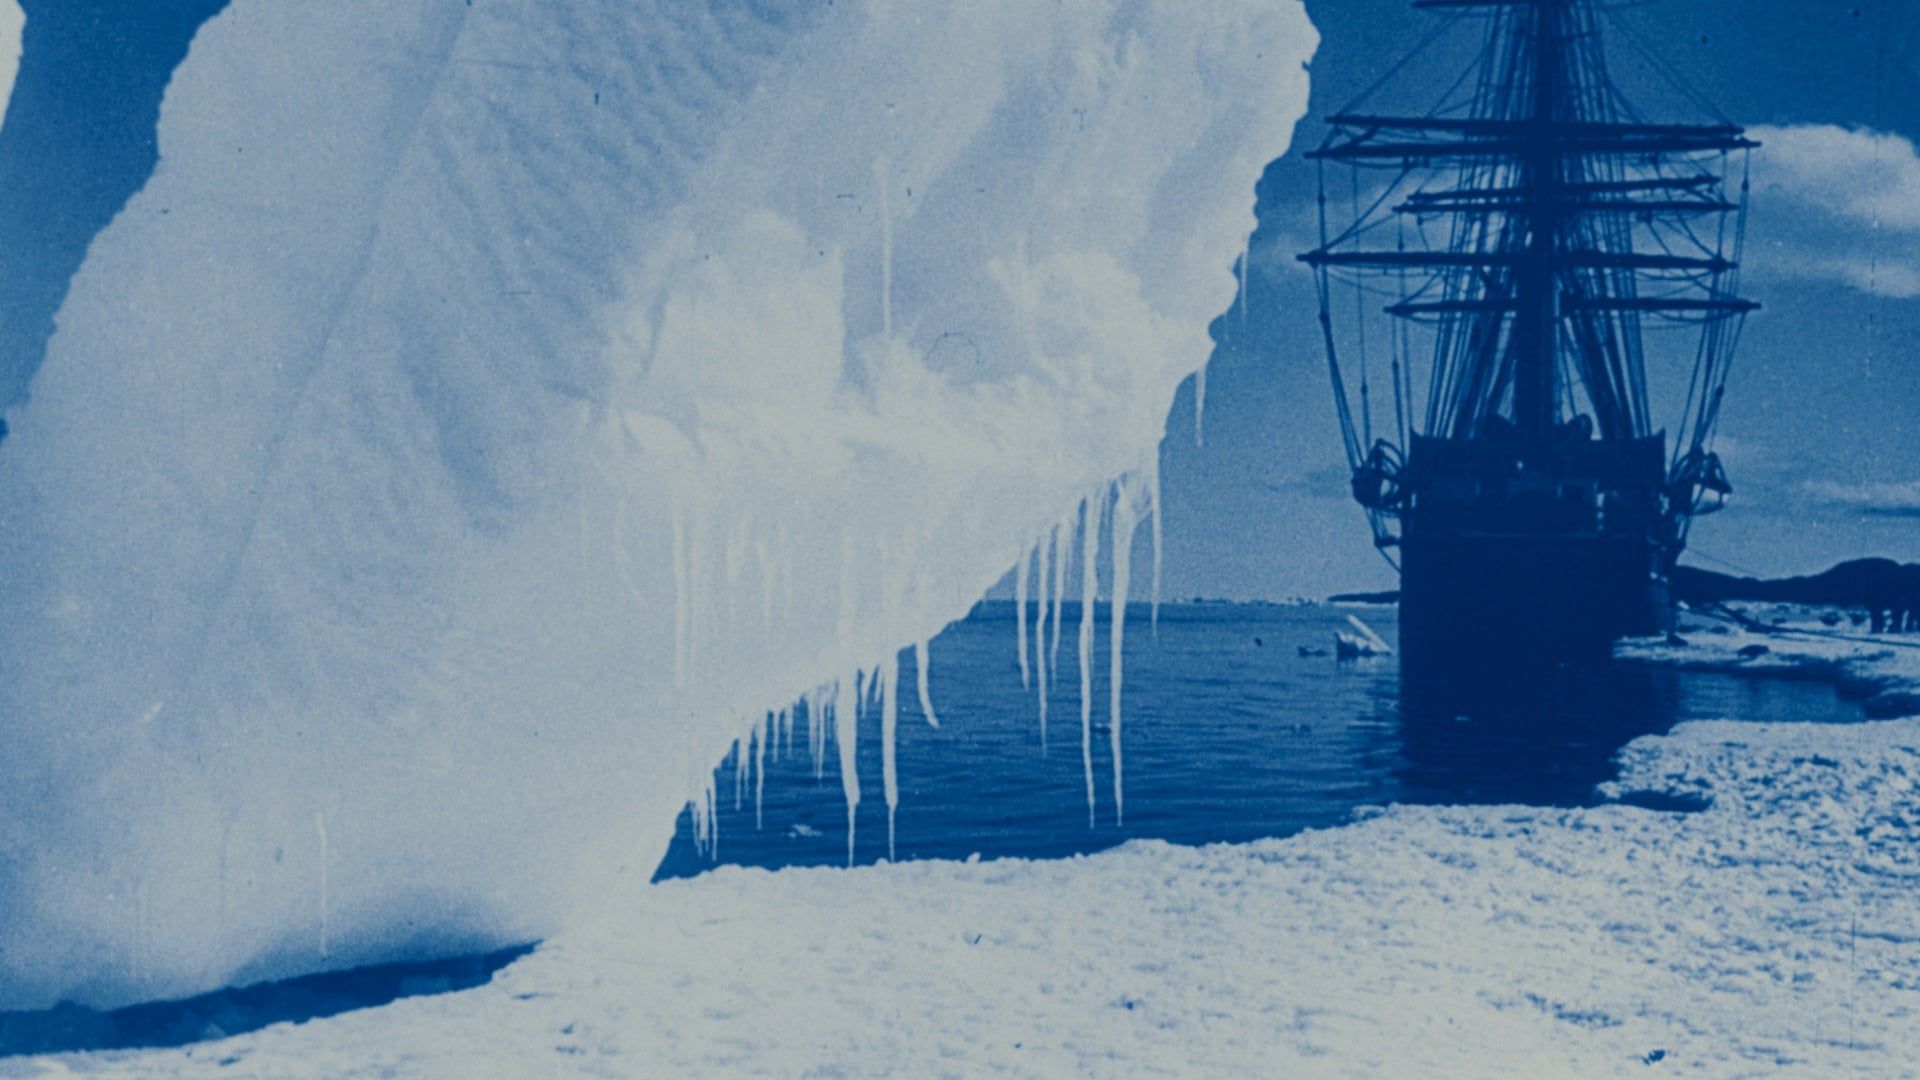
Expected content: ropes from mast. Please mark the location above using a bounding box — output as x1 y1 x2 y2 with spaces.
1299 0 1756 562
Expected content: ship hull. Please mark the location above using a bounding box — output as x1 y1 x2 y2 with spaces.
1398 531 1671 675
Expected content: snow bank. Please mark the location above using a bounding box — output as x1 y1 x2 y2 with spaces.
41 708 1920 1075
0 1 1316 1009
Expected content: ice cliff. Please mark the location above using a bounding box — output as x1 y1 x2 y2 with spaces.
0 0 1314 1008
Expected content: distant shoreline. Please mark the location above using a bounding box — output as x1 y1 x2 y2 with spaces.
1326 590 1399 605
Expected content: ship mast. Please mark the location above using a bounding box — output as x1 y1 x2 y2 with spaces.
1513 0 1563 444
1300 0 1758 555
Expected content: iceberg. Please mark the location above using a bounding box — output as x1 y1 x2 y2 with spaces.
0 0 1314 1009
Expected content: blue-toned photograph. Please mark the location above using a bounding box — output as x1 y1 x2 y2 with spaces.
1 1 1916 1074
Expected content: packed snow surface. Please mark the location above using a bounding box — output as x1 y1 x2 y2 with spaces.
0 1 1316 1009
35 632 1920 1076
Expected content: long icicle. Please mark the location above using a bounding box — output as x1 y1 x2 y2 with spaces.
754 712 767 830
1109 479 1140 826
835 673 860 866
733 729 745 811
1077 492 1101 827
1015 547 1031 688
671 505 689 688
808 688 826 779
686 503 708 689
914 640 940 728
1049 518 1065 668
1194 364 1208 447
1034 528 1052 749
756 535 775 635
314 811 329 960
880 655 899 862
705 772 719 859
1148 455 1163 636
876 154 893 341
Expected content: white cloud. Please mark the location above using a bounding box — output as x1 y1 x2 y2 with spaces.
1746 124 1920 299
1751 124 1920 231
1800 479 1920 517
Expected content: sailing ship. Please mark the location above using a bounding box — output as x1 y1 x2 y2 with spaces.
1299 0 1756 667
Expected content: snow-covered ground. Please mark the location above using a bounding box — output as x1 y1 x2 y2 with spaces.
22 626 1917 1077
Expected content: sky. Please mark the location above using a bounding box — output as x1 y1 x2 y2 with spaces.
0 0 227 409
0 1 1914 602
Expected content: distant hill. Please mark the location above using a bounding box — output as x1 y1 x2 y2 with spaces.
1673 558 1920 609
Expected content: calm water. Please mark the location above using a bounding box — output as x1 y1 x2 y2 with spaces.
656 601 1862 880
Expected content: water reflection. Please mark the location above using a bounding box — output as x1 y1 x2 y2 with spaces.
1392 657 1684 807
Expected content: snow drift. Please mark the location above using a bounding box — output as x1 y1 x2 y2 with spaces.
0 0 1315 1009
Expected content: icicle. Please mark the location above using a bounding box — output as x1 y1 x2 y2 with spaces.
754 713 767 830
1109 480 1140 826
688 769 719 858
1193 364 1208 447
807 688 827 780
723 517 748 617
755 535 775 634
1077 493 1100 827
733 730 746 812
706 771 720 859
876 155 893 341
686 504 710 686
1149 456 1163 635
880 655 899 862
671 505 689 688
1015 547 1030 688
1049 519 1065 668
835 673 861 866
914 640 940 728
314 811 330 959
218 818 232 923
706 771 722 858
777 520 795 619
1034 531 1051 748
689 783 708 853
1239 230 1253 326
134 879 148 988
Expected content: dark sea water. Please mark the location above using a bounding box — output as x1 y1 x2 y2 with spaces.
655 601 1862 880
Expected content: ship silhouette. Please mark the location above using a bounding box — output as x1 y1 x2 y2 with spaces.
1299 0 1757 668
